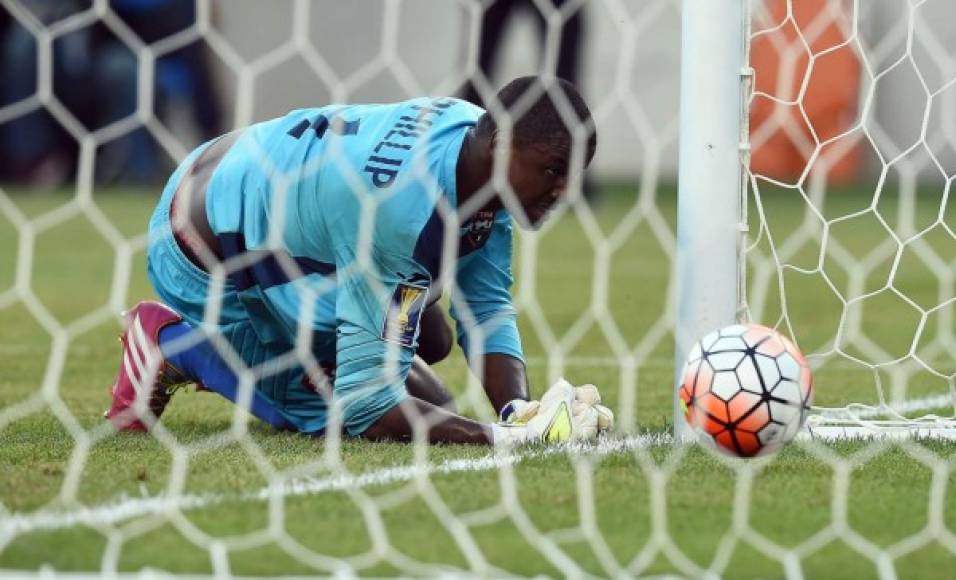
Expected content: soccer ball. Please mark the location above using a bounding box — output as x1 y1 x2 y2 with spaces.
679 323 813 457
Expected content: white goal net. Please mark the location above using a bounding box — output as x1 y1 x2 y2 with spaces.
1 0 955 577
745 0 956 437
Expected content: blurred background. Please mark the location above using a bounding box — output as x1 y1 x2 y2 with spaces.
2 0 954 189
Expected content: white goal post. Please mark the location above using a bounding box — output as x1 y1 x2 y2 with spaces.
675 0 750 439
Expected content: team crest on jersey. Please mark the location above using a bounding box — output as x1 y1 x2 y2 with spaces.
459 209 496 255
382 282 429 347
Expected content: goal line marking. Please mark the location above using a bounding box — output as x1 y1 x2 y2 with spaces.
1 434 670 537
4 392 954 538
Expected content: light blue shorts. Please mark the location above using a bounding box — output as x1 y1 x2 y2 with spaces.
145 141 404 435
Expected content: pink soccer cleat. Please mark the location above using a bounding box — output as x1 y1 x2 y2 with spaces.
104 301 189 431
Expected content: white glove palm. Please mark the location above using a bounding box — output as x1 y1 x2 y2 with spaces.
527 379 576 442
493 379 614 446
572 384 615 436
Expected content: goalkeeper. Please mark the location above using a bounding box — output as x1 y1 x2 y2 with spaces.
105 76 610 445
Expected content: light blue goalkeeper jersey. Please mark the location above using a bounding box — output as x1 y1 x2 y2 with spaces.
197 97 523 434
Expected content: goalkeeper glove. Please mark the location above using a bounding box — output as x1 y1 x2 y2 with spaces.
493 380 573 446
498 398 540 425
492 379 611 446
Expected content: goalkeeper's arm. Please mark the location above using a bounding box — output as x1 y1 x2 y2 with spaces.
363 378 612 446
362 390 566 446
480 353 530 413
363 397 494 444
449 209 532 416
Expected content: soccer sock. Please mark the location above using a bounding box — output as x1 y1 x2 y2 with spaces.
158 322 293 430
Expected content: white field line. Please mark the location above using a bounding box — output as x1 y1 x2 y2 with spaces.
1 434 671 536
5 393 956 537
813 393 956 420
805 392 956 440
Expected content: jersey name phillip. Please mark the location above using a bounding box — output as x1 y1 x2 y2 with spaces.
364 99 456 189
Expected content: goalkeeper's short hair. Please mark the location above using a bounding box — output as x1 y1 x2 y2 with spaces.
477 76 597 163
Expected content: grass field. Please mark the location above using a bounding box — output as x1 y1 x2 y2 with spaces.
2 183 956 577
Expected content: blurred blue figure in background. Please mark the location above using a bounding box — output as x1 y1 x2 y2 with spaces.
0 0 222 186
0 0 89 185
97 0 222 184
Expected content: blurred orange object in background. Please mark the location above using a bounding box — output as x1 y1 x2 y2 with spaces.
750 0 862 184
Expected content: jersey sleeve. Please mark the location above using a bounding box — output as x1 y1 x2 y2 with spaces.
450 215 524 363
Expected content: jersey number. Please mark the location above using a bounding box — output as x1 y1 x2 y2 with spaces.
287 115 360 140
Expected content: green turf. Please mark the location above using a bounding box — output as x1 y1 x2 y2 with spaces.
1 183 955 577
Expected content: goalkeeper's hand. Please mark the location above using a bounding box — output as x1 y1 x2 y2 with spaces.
493 379 614 446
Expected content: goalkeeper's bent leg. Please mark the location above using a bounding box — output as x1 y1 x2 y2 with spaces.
405 356 457 412
158 321 293 430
